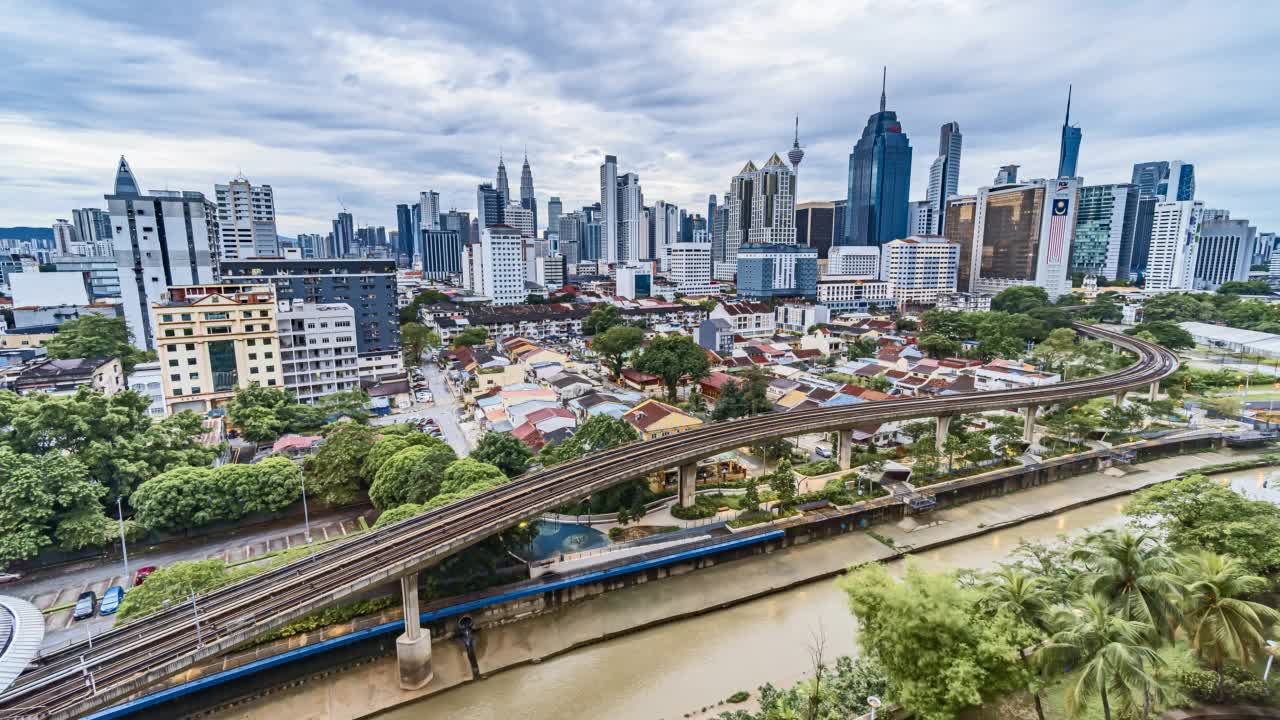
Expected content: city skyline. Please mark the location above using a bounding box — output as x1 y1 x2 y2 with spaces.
1 2 1277 233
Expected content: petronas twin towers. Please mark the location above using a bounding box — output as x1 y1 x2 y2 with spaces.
496 151 538 236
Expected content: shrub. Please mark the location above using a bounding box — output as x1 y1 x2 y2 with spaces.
670 495 721 520
1176 665 1271 705
794 459 840 476
727 691 750 704
608 527 624 541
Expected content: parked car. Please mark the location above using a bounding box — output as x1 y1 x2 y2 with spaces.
73 591 97 621
133 566 157 586
0 571 22 584
99 586 125 615
815 446 833 459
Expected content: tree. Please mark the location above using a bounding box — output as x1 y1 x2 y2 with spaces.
992 285 1050 314
372 502 427 529
1216 280 1271 296
131 460 302 531
581 303 622 335
1071 529 1182 645
917 333 962 359
368 443 458 509
895 317 918 332
685 390 707 413
593 325 644 378
1177 551 1280 687
1140 293 1215 323
219 457 302 515
540 414 638 467
920 309 976 341
847 336 879 359
1086 293 1125 324
981 567 1052 720
471 431 532 478
1027 305 1073 331
303 422 377 506
313 388 370 422
767 460 798 508
0 448 100 566
45 314 151 372
363 433 438 479
401 322 435 366
1031 327 1078 374
439 457 508 495
712 369 772 421
1124 322 1193 350
1100 403 1144 440
841 563 1029 720
452 327 489 347
117 559 253 622
634 334 709 402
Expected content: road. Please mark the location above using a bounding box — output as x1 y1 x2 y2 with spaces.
370 361 476 455
0 324 1178 720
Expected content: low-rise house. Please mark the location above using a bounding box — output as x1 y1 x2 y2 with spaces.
362 374 412 409
709 301 775 339
697 317 736 354
698 372 738 403
622 399 702 440
974 360 1060 391
569 392 633 420
548 372 594 401
271 434 323 458
620 368 664 395
474 364 527 394
14 356 124 396
524 406 577 435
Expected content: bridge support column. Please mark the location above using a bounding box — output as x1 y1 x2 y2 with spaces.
1115 391 1126 407
1023 405 1038 444
397 573 433 690
679 462 696 508
837 429 853 470
1148 382 1159 402
935 415 952 455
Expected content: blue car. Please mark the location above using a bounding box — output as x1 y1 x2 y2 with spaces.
99 586 125 616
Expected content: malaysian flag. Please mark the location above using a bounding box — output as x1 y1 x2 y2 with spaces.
1046 198 1070 264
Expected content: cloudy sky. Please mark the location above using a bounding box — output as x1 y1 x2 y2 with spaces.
2 0 1277 235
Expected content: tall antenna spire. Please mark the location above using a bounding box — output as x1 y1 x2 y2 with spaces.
880 66 887 113
787 115 805 171
1065 83 1073 125
793 115 800 145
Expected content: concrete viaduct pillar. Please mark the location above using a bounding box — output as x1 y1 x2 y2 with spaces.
1115 391 1126 407
1023 405 1037 444
837 429 853 471
1148 382 1159 402
679 462 697 508
397 573 433 690
935 415 952 455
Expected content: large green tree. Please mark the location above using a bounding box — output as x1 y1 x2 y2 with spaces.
1178 551 1280 685
992 285 1050 314
117 559 254 622
302 422 377 506
131 458 301 531
471 432 532 478
581 303 622 335
368 442 458 509
438 458 508 495
362 433 439 479
540 414 638 467
400 322 438 366
593 325 644 378
0 449 101 565
45 314 152 372
451 327 489 347
634 334 710 402
1124 322 1194 350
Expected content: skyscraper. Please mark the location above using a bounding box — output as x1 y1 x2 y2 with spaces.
727 153 797 268
599 155 619 264
1130 162 1169 198
652 201 680 268
844 68 912 247
795 201 837 259
1071 184 1136 281
215 175 278 259
618 172 645 263
52 218 77 255
1195 218 1254 290
546 196 562 240
1145 201 1203 292
331 212 354 258
106 156 219 349
926 122 962 234
707 195 717 234
476 183 503 228
1160 161 1196 202
520 153 537 237
421 230 462 279
419 191 440 231
1057 85 1082 178
994 165 1020 185
496 154 510 208
957 178 1078 299
395 204 414 262
71 208 113 254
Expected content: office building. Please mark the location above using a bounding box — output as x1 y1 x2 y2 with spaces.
533 255 566 291
461 226 525 305
477 183 504 228
1057 86 1082 178
152 283 282 414
519 154 537 236
1195 219 1255 290
558 212 582 263
880 236 959 306
1144 201 1204 292
331 212 354 258
844 69 912 247
421 230 463 279
795 201 837 259
957 178 1078 299
994 165 1020 185
1071 184 1137 281
71 208 113 255
106 156 219 350
546 196 561 240
908 201 934 237
1131 160 1195 202
55 257 120 299
618 172 645 263
395 204 414 263
816 277 895 313
219 258 402 379
215 175 278 259
652 201 680 268
828 245 881 277
616 265 652 300
276 299 360 403
52 219 77 256
711 203 730 263
707 195 717 235
599 155 619 264
504 204 535 238
419 191 440 232
668 242 715 295
736 243 817 300
726 153 797 269
927 122 962 234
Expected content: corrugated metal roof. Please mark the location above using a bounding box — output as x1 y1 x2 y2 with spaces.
0 595 45 692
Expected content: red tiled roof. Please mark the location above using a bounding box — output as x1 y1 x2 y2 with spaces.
793 348 821 359
526 407 575 424
621 368 661 384
859 389 893 402
623 399 692 431
700 372 737 390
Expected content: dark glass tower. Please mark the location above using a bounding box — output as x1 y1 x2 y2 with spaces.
1057 85 1082 178
843 67 912 247
395 203 414 263
520 153 537 236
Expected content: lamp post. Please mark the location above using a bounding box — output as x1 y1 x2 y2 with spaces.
300 473 312 544
116 496 130 586
1264 640 1279 681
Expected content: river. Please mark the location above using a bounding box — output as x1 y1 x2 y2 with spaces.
378 491 1146 720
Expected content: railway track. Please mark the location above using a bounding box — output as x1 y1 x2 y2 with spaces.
0 323 1176 720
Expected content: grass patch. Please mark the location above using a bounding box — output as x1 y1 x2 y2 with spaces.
669 493 743 520
1179 453 1280 478
794 459 841 476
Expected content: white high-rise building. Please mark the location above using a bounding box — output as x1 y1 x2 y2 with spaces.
107 156 220 349
600 155 619 264
52 218 78 255
652 201 680 268
1144 201 1204 292
276 300 360 403
827 246 881 278
907 201 934 237
926 122 962 235
461 226 525 305
504 204 535 238
880 236 959 306
419 191 440 231
616 264 653 300
725 153 796 270
214 175 278 259
1194 218 1254 290
618 173 645 263
668 242 714 295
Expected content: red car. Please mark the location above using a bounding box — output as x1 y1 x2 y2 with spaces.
133 566 157 586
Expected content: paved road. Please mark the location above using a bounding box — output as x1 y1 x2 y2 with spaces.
371 362 475 455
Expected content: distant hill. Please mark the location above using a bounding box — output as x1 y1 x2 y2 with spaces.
0 227 54 241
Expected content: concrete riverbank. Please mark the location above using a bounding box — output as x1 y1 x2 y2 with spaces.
206 445 1262 720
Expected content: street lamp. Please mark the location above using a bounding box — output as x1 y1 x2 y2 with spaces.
300 473 312 544
116 496 130 586
1264 639 1279 681
867 695 882 720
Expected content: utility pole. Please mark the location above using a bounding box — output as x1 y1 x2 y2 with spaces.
116 496 130 585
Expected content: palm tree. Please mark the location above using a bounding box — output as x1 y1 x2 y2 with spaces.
1040 594 1165 720
1071 529 1182 644
1178 551 1280 688
985 568 1052 720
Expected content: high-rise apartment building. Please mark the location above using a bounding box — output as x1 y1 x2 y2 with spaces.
504 204 535 238
668 242 715 295
844 69 912 247
795 202 837 259
71 208 113 256
652 201 680 268
395 204 415 263
219 258 402 379
600 155 619 264
276 299 360 403
618 172 645 263
927 122 962 234
419 191 440 232
215 175 278 259
461 226 525 305
1143 201 1204 292
476 183 503 228
106 156 219 350
880 236 959 307
726 153 797 269
1057 86 1082 178
1195 219 1255 290
736 243 817 299
827 246 881 277
519 154 537 237
152 283 281 414
52 219 77 255
1071 184 1137 281
908 201 934 238
331 212 354 258
957 178 1079 299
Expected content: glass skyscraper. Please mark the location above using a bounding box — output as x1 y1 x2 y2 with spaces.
1057 85 1082 178
843 69 912 247
395 203 414 263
